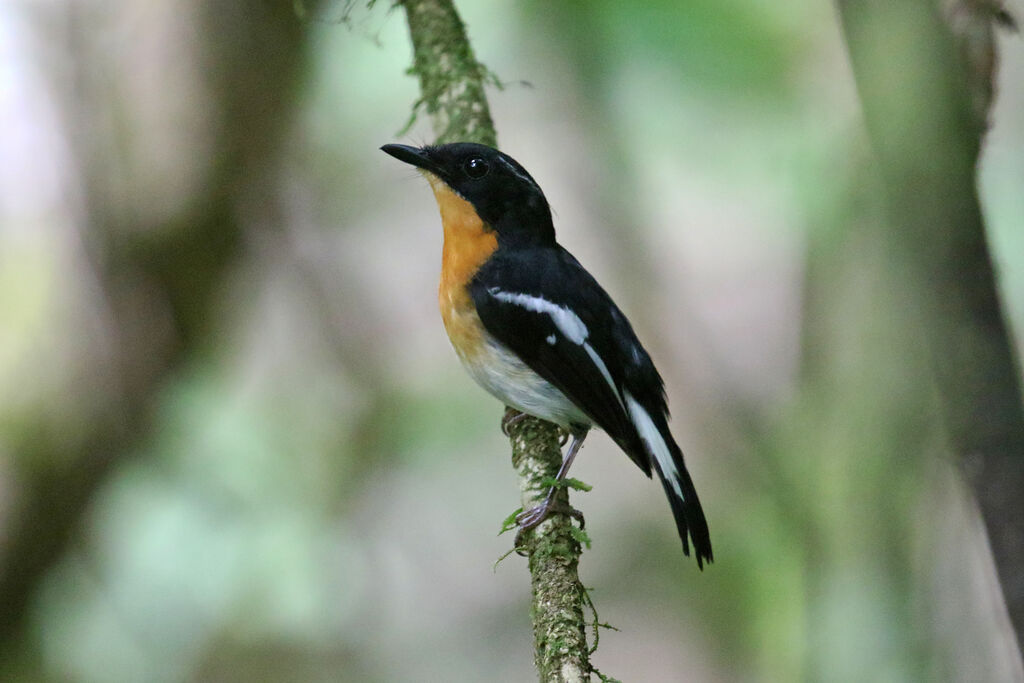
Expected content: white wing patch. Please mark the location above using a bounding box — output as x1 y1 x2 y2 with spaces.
624 390 684 500
489 287 625 407
487 289 588 344
584 342 622 405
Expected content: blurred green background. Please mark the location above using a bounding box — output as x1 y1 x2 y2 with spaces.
1 1 1022 681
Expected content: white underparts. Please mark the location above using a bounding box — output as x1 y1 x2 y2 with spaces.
457 332 591 428
624 390 684 501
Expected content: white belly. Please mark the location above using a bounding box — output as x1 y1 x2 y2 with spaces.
455 335 591 429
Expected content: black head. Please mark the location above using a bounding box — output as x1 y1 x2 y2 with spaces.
381 142 555 245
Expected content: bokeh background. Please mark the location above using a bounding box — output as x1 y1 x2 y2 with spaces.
2 1 1023 681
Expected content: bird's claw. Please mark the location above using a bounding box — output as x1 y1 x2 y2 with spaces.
515 503 550 530
501 410 528 436
512 500 585 550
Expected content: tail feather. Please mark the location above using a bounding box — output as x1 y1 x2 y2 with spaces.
653 452 713 569
623 390 712 568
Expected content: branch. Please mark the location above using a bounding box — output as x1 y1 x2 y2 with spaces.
395 1 592 679
506 408 590 681
836 0 1024 650
401 0 496 146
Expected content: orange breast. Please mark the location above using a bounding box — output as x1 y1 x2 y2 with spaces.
426 174 498 362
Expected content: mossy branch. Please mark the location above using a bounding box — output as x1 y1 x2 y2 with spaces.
395 1 592 679
399 0 496 146
505 407 590 681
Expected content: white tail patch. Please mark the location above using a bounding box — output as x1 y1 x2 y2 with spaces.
624 391 684 501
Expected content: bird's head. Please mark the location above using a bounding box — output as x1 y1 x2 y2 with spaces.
381 142 554 245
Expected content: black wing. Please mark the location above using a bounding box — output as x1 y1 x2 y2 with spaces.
469 245 664 475
472 243 713 568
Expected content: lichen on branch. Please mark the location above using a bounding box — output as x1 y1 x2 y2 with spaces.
505 408 590 681
399 0 497 145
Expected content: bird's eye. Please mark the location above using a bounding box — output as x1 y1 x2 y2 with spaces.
463 157 489 179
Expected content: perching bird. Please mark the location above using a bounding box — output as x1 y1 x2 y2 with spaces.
381 142 712 568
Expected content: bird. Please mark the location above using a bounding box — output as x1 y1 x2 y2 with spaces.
381 141 712 568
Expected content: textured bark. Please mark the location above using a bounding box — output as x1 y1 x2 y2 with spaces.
837 0 1024 652
401 0 497 147
507 409 589 682
396 2 591 679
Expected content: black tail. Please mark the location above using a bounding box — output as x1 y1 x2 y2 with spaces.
617 392 713 568
652 442 713 569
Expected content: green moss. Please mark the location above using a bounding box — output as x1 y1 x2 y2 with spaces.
400 0 497 145
505 409 591 679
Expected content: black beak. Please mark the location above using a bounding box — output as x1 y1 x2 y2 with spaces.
380 144 443 176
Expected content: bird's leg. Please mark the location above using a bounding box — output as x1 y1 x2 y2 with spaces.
501 409 528 436
516 427 589 531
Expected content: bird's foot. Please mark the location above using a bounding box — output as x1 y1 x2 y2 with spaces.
515 502 551 530
501 410 528 436
515 499 585 532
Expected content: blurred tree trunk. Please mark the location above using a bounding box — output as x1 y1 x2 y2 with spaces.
836 0 1024 652
0 0 322 663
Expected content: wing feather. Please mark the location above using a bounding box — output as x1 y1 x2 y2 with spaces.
470 246 653 474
